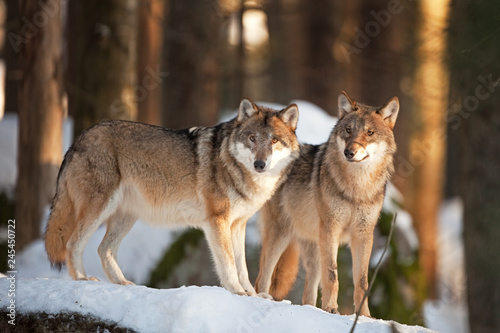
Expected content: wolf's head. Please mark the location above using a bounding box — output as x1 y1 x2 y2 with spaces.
332 91 399 165
231 98 300 175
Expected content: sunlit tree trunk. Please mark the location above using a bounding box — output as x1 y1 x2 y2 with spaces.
406 0 451 299
67 0 138 139
137 0 164 126
16 0 64 250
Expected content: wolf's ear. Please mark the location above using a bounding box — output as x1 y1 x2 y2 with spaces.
378 97 399 129
338 91 357 119
238 98 259 122
279 104 299 131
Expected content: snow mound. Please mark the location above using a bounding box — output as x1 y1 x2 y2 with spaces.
0 278 436 333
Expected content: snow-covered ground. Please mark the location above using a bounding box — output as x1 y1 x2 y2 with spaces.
0 101 466 332
0 278 435 333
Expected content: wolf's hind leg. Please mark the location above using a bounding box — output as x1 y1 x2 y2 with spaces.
255 225 292 298
300 240 321 306
98 211 137 285
66 209 107 281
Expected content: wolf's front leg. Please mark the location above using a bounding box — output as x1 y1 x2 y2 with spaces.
204 220 248 295
351 225 375 317
231 219 258 296
319 225 341 314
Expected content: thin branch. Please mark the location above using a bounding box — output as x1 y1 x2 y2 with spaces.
349 212 398 333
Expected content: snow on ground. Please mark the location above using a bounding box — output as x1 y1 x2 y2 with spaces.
0 278 436 333
0 102 466 332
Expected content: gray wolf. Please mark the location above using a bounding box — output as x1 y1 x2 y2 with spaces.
255 91 399 316
45 98 300 296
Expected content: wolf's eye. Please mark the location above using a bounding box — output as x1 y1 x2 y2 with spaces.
249 135 256 142
367 130 374 136
272 138 279 144
346 127 351 134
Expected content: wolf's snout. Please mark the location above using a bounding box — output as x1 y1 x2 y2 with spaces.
344 148 356 160
254 160 266 172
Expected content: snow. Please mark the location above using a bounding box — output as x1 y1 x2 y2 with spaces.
0 113 73 198
0 101 463 332
0 278 435 333
423 198 468 333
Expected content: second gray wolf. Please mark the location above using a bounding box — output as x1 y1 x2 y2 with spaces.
45 98 300 296
255 91 399 316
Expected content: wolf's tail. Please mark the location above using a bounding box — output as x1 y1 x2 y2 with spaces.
45 175 76 270
269 241 300 301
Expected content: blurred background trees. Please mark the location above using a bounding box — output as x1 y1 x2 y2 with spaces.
1 0 499 331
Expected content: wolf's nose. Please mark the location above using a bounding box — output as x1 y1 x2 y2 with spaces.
254 160 266 172
344 148 355 160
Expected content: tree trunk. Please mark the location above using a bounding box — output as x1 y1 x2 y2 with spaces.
137 0 164 126
405 0 451 299
16 0 64 250
449 1 500 332
163 0 221 129
264 0 337 111
67 0 138 139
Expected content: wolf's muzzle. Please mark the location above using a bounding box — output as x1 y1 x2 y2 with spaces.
344 148 356 160
254 160 266 172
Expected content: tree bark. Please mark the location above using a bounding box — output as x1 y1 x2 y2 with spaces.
16 0 64 250
449 1 500 332
67 0 138 139
264 0 337 111
405 0 451 299
163 0 221 129
137 0 164 126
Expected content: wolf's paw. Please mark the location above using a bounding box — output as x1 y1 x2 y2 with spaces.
257 292 274 300
78 276 100 282
325 307 340 315
235 289 257 297
119 280 135 286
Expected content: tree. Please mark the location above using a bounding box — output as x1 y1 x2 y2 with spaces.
449 1 500 332
16 0 64 250
66 0 138 139
405 0 451 299
264 0 337 111
163 0 221 129
137 0 164 126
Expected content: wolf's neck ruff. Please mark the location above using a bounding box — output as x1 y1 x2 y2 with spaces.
325 138 394 205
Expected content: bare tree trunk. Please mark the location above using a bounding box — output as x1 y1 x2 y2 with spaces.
16 0 63 250
449 1 500 332
406 0 451 299
137 0 164 126
265 0 337 111
67 0 138 139
163 0 221 129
